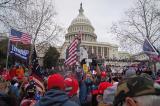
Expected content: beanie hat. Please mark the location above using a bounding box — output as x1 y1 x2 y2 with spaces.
125 68 136 78
114 75 160 106
64 77 79 97
98 82 112 94
47 74 65 90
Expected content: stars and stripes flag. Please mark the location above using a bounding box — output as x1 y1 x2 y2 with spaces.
143 38 160 61
65 32 82 66
9 29 31 45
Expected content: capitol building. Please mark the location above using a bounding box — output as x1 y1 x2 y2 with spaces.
58 3 129 60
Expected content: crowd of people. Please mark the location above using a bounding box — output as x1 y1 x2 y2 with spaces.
0 63 160 106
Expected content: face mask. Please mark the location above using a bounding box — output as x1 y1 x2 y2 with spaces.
85 78 91 84
92 85 97 90
101 77 106 82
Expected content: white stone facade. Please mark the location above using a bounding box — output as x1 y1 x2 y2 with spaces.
132 52 149 60
118 52 131 59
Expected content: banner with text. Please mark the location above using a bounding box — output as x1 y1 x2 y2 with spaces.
10 44 29 60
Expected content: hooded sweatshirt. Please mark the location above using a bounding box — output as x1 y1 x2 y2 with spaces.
35 89 79 106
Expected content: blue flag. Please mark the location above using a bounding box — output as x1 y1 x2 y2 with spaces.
10 44 29 60
143 38 160 61
143 38 158 55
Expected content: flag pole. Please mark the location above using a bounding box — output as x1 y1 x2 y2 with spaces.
76 31 82 69
6 35 10 69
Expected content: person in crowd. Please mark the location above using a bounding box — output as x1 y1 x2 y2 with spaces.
20 80 37 106
0 76 9 93
0 92 18 106
103 84 117 106
124 67 136 79
98 81 112 95
9 66 17 79
102 77 119 106
79 73 94 106
35 73 79 106
110 77 119 86
101 71 107 82
19 77 29 102
64 77 81 105
97 81 112 106
8 77 20 100
91 66 105 106
16 65 24 80
113 74 160 106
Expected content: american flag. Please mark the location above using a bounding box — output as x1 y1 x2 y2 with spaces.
65 32 82 66
9 29 31 44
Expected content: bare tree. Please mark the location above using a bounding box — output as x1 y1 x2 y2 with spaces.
0 0 64 64
111 0 160 53
0 0 28 32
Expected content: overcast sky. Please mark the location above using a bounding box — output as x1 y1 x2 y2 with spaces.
55 0 135 46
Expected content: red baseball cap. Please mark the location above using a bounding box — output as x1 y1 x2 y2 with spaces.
98 82 112 94
47 74 65 90
64 77 79 97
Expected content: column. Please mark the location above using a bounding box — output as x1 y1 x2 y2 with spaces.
86 34 87 41
96 46 98 56
82 35 84 41
92 46 93 54
102 47 104 58
107 48 109 58
101 47 103 57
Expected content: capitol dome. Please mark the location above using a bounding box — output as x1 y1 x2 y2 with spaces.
71 10 91 25
65 3 97 42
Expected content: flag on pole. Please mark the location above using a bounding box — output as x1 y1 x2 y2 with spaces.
64 32 82 66
31 47 43 78
10 29 31 44
143 38 160 61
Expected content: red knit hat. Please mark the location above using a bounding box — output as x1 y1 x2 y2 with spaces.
64 77 79 97
98 82 112 94
47 74 65 90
